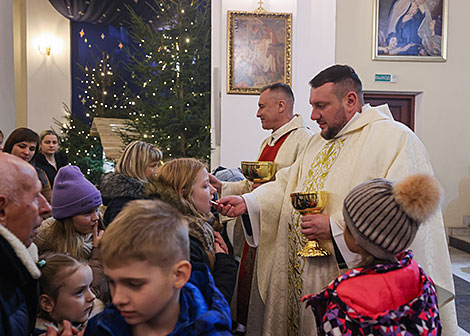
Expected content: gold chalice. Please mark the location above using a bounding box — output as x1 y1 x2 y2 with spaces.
240 161 277 183
290 191 330 257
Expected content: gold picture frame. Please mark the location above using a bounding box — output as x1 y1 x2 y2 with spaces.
373 0 448 62
227 9 292 94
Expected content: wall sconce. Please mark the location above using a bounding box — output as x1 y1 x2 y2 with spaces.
36 34 64 56
38 43 51 56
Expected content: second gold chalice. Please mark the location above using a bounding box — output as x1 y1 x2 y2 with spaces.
290 191 330 257
240 161 277 183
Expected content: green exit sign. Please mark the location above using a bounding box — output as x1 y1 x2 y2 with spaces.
374 73 397 83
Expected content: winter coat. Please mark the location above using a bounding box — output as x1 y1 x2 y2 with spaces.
0 225 41 336
33 151 68 188
34 217 109 303
146 180 238 303
99 172 146 226
302 250 441 335
84 262 232 335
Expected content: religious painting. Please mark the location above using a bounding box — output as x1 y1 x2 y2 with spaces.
373 0 448 61
227 10 292 94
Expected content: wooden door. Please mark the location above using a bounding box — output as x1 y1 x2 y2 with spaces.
364 93 415 131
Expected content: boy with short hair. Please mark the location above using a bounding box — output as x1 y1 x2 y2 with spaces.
85 199 232 335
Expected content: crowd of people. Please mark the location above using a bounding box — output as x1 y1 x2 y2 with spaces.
0 64 457 335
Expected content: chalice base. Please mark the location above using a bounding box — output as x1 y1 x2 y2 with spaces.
297 239 330 258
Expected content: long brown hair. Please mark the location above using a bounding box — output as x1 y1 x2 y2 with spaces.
39 217 104 260
156 158 208 219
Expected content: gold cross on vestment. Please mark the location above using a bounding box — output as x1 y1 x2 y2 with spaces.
257 0 264 11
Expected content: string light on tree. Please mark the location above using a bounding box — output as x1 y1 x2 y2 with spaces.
56 52 127 184
123 0 211 161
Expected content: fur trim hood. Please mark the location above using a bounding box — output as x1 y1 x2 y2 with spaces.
0 225 41 279
99 172 145 202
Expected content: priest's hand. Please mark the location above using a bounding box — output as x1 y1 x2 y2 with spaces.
300 214 331 240
209 174 222 193
215 196 247 217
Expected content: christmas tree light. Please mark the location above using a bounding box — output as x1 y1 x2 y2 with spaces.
122 0 211 161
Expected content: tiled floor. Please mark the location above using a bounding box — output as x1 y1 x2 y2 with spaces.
450 247 470 336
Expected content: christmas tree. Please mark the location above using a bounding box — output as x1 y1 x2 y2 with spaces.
122 0 211 161
56 106 104 184
56 53 127 184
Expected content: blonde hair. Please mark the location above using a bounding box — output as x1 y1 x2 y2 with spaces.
38 253 86 314
115 141 163 182
40 217 104 260
100 199 189 268
156 158 207 218
39 130 59 153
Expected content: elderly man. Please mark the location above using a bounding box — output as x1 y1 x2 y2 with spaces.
0 153 51 335
218 65 456 335
212 82 312 329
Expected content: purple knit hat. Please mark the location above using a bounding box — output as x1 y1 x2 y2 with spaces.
52 165 102 219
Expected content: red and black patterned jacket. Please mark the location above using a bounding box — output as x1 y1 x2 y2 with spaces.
302 250 441 335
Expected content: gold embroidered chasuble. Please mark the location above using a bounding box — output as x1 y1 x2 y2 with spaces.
248 104 457 336
287 138 346 334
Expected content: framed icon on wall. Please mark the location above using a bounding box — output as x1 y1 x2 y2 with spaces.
373 0 448 61
227 9 292 94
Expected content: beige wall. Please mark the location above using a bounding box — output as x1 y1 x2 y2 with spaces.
1 0 15 135
26 0 70 134
211 0 336 170
336 0 470 227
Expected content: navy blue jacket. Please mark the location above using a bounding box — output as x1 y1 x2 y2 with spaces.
84 263 232 335
0 227 40 336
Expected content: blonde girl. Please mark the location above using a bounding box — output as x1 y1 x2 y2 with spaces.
36 253 100 333
100 140 163 226
34 165 108 302
146 158 238 303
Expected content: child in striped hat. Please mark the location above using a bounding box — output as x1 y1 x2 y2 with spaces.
302 174 442 335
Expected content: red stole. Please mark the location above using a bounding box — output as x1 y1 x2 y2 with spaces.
236 131 291 325
257 131 290 161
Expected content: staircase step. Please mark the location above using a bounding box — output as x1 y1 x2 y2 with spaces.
449 235 470 254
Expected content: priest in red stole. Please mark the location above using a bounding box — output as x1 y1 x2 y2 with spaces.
211 82 312 331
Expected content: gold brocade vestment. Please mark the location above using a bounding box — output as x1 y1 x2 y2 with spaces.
287 138 346 335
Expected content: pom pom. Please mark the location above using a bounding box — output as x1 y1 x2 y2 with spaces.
393 174 442 223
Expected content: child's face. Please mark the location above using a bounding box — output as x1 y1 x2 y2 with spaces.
51 264 95 323
191 168 217 214
72 207 99 234
145 161 159 179
344 226 361 254
105 260 180 328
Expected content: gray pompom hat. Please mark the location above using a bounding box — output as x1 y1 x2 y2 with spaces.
342 174 442 261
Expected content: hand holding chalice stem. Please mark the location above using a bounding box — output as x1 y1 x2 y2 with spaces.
290 191 330 257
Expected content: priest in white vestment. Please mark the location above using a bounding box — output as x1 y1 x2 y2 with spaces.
217 65 457 336
211 83 312 331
